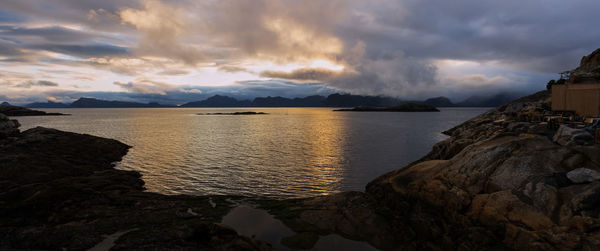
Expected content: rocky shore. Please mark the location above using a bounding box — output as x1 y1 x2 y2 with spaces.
1 89 599 250
0 105 67 116
262 90 600 250
0 118 273 250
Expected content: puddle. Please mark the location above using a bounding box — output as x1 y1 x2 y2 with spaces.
222 205 295 250
313 234 377 251
222 205 378 250
87 228 137 251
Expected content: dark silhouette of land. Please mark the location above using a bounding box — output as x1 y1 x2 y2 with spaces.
198 111 268 115
0 105 67 116
334 103 439 112
70 97 171 108
16 92 522 108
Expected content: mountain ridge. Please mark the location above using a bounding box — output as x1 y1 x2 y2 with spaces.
20 92 525 108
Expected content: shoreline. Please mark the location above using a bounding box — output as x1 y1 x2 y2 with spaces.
2 90 599 250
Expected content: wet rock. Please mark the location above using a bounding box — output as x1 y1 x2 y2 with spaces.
567 168 600 184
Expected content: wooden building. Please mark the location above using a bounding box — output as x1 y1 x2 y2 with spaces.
552 83 600 117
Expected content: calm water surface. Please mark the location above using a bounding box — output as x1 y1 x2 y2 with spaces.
16 107 489 198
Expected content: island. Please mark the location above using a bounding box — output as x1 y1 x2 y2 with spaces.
334 103 440 112
0 105 68 116
198 111 268 115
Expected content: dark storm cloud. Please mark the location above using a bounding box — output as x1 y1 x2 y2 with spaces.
342 0 600 73
260 68 340 81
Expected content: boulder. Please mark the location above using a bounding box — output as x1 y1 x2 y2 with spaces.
0 113 20 137
553 125 594 146
568 48 600 84
566 168 600 183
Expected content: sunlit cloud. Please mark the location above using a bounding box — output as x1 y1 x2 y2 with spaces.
0 0 598 103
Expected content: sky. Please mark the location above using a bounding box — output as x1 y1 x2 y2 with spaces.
0 0 599 105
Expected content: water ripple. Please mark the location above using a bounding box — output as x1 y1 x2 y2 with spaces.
16 107 489 198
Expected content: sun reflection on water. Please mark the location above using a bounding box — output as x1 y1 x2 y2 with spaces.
15 107 489 198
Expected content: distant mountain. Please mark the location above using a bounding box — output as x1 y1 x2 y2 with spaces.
423 97 455 107
25 101 70 108
70 98 171 108
323 94 403 107
251 95 326 107
181 95 251 107
1 102 10 106
455 93 520 107
53 92 523 109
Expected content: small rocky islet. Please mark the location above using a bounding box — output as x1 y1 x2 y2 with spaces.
334 103 440 112
1 91 600 248
198 111 268 115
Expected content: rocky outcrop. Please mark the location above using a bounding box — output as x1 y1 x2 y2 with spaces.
265 90 600 250
568 48 600 84
0 113 20 138
553 125 595 146
0 105 66 116
0 126 272 250
363 90 600 250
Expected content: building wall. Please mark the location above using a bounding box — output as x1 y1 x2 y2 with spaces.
552 83 600 117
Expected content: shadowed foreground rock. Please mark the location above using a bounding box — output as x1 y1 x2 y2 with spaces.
0 121 273 250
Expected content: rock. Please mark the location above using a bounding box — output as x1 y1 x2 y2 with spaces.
0 105 66 116
0 123 271 250
566 168 600 183
0 113 20 137
569 48 600 84
553 125 595 146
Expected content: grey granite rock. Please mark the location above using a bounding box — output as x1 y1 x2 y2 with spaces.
567 168 600 183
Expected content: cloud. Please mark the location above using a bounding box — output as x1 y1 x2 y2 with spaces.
15 80 59 88
114 80 170 95
260 68 340 81
33 44 129 57
1 0 600 101
442 74 511 88
218 65 253 73
118 0 203 65
157 69 189 76
210 0 346 61
0 25 101 43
